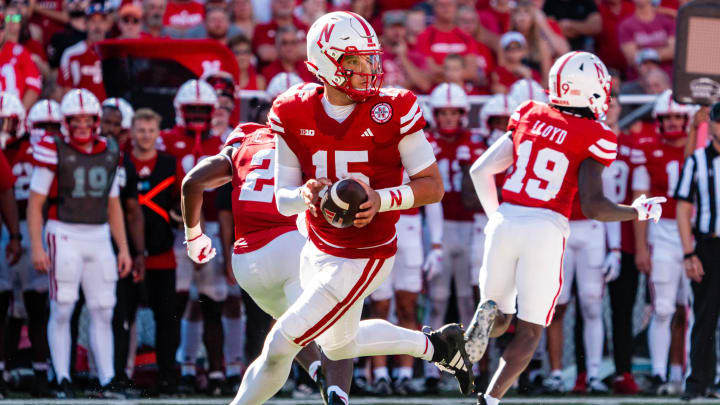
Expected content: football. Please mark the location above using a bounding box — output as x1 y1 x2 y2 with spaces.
320 179 369 228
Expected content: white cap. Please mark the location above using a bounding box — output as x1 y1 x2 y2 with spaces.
500 31 526 49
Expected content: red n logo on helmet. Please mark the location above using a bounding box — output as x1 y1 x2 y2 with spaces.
316 23 335 48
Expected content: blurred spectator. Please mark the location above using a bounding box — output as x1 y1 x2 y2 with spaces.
380 10 431 93
349 0 381 29
230 0 255 39
163 0 204 34
142 0 170 38
252 0 308 65
478 0 513 50
522 0 569 58
46 0 87 70
510 1 552 86
204 70 239 130
440 53 481 95
457 5 495 93
116 3 143 39
416 0 478 84
404 7 426 46
228 34 265 90
57 2 108 101
251 0 272 24
618 0 675 81
4 1 50 78
490 31 541 94
260 25 314 83
0 12 42 108
294 0 326 27
595 0 635 76
28 0 69 47
620 64 670 96
543 0 601 50
184 5 241 44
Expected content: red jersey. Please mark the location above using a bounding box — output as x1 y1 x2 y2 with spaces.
0 42 42 99
29 0 65 46
0 149 14 192
3 139 34 219
159 127 224 220
225 123 297 254
32 135 112 220
270 86 426 259
429 130 486 221
261 61 316 84
416 26 479 65
163 0 205 30
252 18 309 51
57 41 106 101
501 101 617 218
633 138 685 220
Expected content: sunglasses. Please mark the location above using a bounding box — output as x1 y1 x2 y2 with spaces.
121 16 140 24
233 48 251 55
4 14 22 23
279 40 298 46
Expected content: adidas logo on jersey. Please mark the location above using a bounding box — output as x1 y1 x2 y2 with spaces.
361 129 374 137
300 129 315 136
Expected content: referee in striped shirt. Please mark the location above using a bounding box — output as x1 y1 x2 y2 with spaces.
675 101 720 400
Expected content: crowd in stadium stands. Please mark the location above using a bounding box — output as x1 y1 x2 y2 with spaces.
1 0 719 401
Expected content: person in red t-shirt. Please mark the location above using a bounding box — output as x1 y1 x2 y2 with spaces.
380 10 431 93
27 0 65 47
595 0 635 76
416 0 478 84
163 0 204 33
491 32 542 94
617 0 675 81
252 0 308 66
228 34 266 90
5 3 50 76
0 17 41 109
57 3 109 101
260 25 315 84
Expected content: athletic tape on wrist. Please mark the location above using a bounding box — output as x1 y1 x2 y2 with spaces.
378 185 415 212
185 223 202 240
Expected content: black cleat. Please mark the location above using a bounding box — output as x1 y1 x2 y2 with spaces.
328 390 348 404
477 392 489 405
177 375 196 395
424 376 440 395
424 323 475 395
222 374 242 397
315 368 329 405
55 378 74 399
372 377 393 396
207 377 224 396
350 375 371 395
465 300 498 363
393 377 420 395
33 369 52 398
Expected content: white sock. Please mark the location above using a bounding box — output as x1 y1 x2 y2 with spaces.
324 319 433 361
485 394 500 405
88 307 115 386
373 366 389 381
48 301 74 383
308 360 321 382
397 366 413 380
580 298 604 380
648 313 672 380
208 370 225 380
180 319 203 375
327 385 348 404
222 316 244 375
670 364 683 382
551 369 562 378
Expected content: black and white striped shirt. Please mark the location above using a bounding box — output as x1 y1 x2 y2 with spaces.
675 144 720 236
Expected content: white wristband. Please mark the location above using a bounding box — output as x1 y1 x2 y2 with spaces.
377 185 415 212
185 223 202 240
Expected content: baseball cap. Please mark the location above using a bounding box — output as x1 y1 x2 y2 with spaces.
500 31 526 49
710 102 720 122
383 10 406 27
86 2 106 16
636 48 660 65
118 3 142 19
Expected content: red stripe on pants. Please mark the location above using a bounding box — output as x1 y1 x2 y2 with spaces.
545 237 566 326
294 258 384 346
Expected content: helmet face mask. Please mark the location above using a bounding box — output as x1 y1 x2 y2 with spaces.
332 52 384 101
181 104 214 132
60 89 102 144
67 114 99 143
434 108 464 133
0 92 27 146
652 90 696 140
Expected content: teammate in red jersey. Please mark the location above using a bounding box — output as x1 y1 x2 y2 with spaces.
27 89 131 399
632 90 697 396
466 51 666 405
220 12 474 405
159 78 228 394
0 94 55 395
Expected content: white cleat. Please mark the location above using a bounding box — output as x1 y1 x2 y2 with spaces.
464 300 498 363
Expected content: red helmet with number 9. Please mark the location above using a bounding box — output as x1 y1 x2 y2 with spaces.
548 51 611 119
306 11 383 102
60 88 101 144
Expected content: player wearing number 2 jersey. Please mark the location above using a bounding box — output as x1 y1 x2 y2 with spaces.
221 12 473 405
466 51 667 405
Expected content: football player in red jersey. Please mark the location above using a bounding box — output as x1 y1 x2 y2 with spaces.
183 119 356 405
466 51 666 405
0 94 54 395
218 12 475 405
632 90 697 396
160 78 228 394
27 89 132 399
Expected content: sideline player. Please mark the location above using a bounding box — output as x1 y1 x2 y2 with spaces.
633 90 696 396
466 51 666 405
183 120 356 404
0 93 54 395
160 79 227 393
27 89 132 398
224 12 474 405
